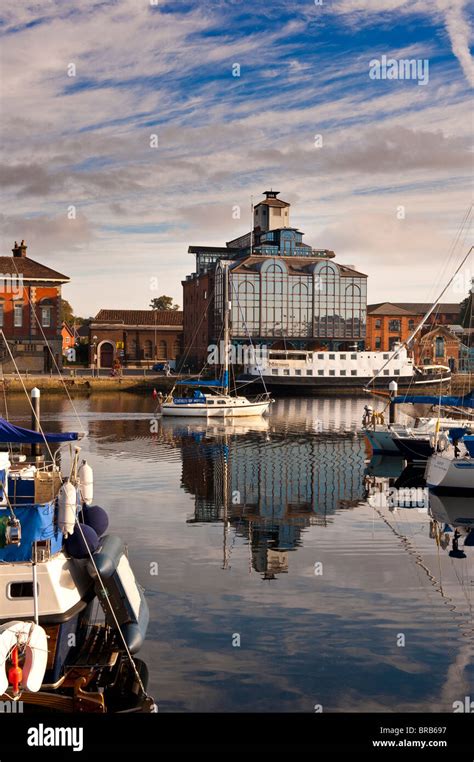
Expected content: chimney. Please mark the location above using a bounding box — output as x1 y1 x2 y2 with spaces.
12 240 27 258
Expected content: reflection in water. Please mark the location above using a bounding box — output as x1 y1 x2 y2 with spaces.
1 394 472 711
169 421 366 579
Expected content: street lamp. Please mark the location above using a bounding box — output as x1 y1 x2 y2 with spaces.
91 335 98 377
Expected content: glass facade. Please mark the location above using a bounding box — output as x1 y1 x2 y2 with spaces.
215 258 367 341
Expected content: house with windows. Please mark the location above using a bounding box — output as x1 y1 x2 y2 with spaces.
61 322 75 356
183 191 368 368
414 325 461 372
366 303 460 352
88 309 183 369
0 241 69 372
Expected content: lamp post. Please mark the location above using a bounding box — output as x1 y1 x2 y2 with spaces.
91 335 98 377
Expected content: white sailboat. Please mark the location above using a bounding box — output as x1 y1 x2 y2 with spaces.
161 262 273 418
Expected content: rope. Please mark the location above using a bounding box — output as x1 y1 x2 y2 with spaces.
8 257 86 436
0 331 55 462
73 517 149 699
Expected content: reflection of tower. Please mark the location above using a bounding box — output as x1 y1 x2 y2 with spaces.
183 426 366 578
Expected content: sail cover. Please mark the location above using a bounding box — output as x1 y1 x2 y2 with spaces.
0 417 79 443
392 392 474 409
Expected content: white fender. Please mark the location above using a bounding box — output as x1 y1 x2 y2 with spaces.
78 460 93 506
58 481 77 537
0 621 48 693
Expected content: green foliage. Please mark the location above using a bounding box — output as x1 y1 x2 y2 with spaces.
150 295 180 311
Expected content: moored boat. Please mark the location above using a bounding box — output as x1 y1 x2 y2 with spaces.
0 395 155 713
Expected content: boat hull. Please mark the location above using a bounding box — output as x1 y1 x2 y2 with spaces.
237 373 450 396
161 400 271 417
364 428 401 455
425 454 474 494
393 436 434 462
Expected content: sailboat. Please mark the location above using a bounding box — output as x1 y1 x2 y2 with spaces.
0 383 155 713
161 262 273 418
362 239 473 456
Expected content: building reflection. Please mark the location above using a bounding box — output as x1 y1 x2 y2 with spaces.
161 419 366 578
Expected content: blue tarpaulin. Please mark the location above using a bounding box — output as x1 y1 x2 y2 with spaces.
0 417 79 444
392 392 474 409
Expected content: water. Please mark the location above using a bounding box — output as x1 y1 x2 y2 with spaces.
4 393 473 712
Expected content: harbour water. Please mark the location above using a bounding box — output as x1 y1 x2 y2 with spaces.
5 393 473 712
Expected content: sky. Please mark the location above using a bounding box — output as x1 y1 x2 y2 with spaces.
0 0 473 317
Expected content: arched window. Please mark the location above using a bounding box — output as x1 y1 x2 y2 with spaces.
435 336 445 358
173 337 181 357
143 340 152 359
38 299 54 328
158 340 167 359
266 263 284 274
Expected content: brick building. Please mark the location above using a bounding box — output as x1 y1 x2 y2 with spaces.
0 240 68 372
366 302 460 352
183 191 368 369
414 325 460 371
182 270 214 368
61 322 75 355
89 309 183 368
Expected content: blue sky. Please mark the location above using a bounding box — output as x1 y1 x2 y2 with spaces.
1 0 472 315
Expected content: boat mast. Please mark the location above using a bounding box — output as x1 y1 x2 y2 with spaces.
223 261 230 396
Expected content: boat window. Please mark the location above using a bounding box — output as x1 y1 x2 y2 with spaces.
283 369 290 375
318 354 324 360
383 354 389 359
394 369 400 375
351 370 357 375
329 354 335 360
306 370 313 375
383 370 389 375
207 400 215 404
329 370 335 375
8 582 37 598
318 370 324 376
340 370 346 376
340 354 346 360
295 369 302 375
351 354 357 359
217 400 226 404
272 369 279 375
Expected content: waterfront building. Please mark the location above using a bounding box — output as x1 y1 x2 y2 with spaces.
414 325 461 372
183 191 368 368
61 322 75 355
0 240 68 372
89 309 183 369
367 302 460 352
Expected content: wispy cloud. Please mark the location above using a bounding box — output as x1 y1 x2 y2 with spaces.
0 0 472 313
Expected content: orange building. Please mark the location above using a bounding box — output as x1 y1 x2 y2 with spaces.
0 240 69 372
366 302 460 352
61 322 75 355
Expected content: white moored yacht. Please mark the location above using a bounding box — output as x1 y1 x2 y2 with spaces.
161 262 273 418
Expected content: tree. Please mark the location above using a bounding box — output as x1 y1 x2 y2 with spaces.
61 299 74 325
150 295 180 311
460 285 473 328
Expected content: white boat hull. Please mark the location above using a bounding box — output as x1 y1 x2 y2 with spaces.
161 400 271 418
425 454 474 494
